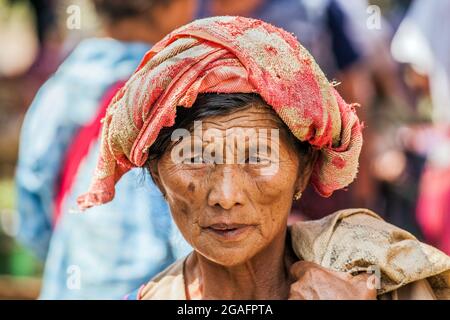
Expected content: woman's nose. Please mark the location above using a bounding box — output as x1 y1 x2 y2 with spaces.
207 165 246 210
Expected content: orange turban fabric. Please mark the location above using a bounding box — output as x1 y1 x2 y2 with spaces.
77 16 363 210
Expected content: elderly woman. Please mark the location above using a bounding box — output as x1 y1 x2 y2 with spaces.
78 17 450 300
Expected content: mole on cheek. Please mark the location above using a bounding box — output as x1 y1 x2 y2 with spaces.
188 182 195 192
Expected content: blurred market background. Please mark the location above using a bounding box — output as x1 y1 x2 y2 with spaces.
0 0 449 299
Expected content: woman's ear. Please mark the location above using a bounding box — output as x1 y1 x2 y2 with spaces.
294 149 318 194
148 159 166 197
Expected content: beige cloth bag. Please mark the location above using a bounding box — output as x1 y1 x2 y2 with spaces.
291 208 450 299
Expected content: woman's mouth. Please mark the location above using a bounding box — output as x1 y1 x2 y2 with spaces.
204 223 255 241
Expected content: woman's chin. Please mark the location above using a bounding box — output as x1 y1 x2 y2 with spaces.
195 239 261 267
201 251 256 267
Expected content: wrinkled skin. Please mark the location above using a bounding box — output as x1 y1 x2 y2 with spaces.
150 104 376 299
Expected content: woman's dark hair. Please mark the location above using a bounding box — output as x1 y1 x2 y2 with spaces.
91 0 171 22
147 93 312 163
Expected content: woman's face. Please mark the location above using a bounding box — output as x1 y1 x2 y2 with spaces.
151 105 312 266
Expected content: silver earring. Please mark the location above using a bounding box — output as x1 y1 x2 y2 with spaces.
293 191 302 201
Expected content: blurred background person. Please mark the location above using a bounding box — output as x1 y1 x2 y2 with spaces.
336 0 425 237
15 0 196 299
0 0 64 299
392 0 450 254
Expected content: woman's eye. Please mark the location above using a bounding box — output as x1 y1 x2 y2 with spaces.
187 155 213 164
190 155 204 163
247 156 271 165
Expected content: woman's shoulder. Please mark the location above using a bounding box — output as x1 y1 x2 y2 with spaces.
137 256 188 300
290 208 450 298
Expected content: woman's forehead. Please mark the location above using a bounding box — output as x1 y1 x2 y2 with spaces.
199 105 284 132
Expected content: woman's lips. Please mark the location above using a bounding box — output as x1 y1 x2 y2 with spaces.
203 223 255 241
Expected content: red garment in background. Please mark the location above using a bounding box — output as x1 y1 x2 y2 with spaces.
53 81 125 225
417 166 450 255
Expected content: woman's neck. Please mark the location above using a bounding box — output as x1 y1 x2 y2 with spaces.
184 230 296 300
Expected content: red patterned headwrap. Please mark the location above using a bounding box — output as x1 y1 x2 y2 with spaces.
77 16 363 210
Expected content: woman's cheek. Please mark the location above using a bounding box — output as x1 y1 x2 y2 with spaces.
160 166 202 241
253 170 296 201
254 168 296 237
170 204 199 247
161 162 199 199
